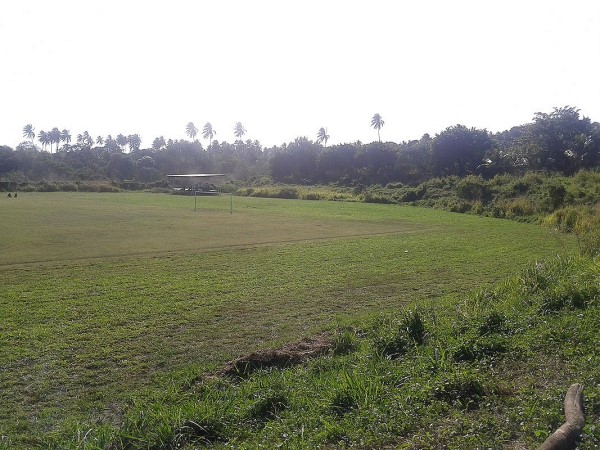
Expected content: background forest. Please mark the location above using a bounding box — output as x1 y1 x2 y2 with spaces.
1 106 599 189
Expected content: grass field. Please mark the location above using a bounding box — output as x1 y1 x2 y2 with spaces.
0 192 576 447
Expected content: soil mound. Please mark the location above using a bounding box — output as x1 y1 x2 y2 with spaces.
218 333 333 378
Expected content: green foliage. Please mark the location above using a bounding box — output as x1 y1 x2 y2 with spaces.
545 204 600 256
363 191 393 204
478 310 508 336
372 319 409 358
432 369 488 409
247 392 288 423
332 328 358 355
453 335 509 362
403 309 427 344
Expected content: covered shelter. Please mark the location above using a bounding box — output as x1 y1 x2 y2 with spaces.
167 173 226 195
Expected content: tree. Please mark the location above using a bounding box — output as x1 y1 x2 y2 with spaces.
152 136 166 151
185 122 198 140
105 135 120 153
38 130 50 152
202 122 216 150
371 113 385 142
22 124 35 143
233 122 246 141
531 106 596 173
96 136 105 147
50 127 61 152
316 127 330 147
128 134 141 152
431 125 493 177
77 131 93 147
116 134 128 152
61 129 72 149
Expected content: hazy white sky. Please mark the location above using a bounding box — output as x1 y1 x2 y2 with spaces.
1 0 599 150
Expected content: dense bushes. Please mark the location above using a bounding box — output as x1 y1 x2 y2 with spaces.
545 204 600 256
17 181 121 193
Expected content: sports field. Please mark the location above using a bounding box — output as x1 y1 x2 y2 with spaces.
0 192 575 444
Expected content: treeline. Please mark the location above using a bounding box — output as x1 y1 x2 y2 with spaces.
1 106 599 186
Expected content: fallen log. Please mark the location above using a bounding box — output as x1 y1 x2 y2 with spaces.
539 383 585 450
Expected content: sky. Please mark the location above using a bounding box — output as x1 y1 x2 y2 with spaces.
1 0 600 150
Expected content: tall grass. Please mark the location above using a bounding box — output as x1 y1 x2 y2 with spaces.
545 204 600 256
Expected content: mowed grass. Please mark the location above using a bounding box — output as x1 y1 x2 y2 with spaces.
0 192 575 446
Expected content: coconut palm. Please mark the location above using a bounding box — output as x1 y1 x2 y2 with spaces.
370 113 385 142
128 134 141 152
316 127 330 147
202 122 216 150
105 135 116 152
50 127 61 152
22 124 36 143
185 122 198 140
152 136 166 151
60 129 72 149
116 134 128 152
96 136 104 146
38 130 50 152
82 131 94 147
233 122 246 141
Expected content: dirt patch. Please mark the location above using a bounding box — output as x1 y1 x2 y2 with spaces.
216 333 333 378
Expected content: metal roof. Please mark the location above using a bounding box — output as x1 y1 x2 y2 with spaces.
166 174 226 177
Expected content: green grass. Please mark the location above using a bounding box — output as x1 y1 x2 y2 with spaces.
56 256 599 450
0 192 577 447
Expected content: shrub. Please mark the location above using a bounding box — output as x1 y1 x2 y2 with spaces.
330 389 358 416
403 309 426 345
447 199 471 213
276 187 299 199
400 189 420 202
173 417 226 447
503 198 537 218
333 328 357 355
478 311 507 336
471 201 484 215
456 175 489 201
540 283 599 313
363 192 392 204
453 336 508 362
247 393 288 423
60 183 79 192
373 325 408 359
433 370 487 409
545 205 600 256
300 191 321 200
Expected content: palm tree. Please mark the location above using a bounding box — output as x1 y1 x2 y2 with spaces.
370 113 385 142
233 122 246 142
316 127 330 147
152 136 166 151
96 136 105 147
116 134 128 152
50 127 61 152
22 124 35 143
128 134 141 152
185 122 198 140
38 130 50 152
202 122 216 150
82 131 94 147
105 135 116 152
60 129 72 149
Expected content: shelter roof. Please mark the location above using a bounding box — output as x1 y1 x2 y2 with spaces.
166 174 225 177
